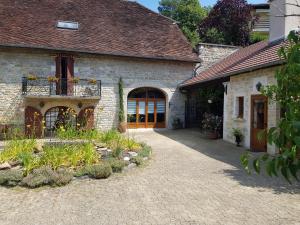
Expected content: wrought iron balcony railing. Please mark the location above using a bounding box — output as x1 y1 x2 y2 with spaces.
22 77 101 98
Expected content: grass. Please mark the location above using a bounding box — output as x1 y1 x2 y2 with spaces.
56 126 101 140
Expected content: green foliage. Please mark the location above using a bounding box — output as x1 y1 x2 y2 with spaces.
232 128 244 139
21 166 73 188
138 144 152 158
56 126 100 140
241 31 300 183
0 139 37 163
250 32 269 44
201 28 225 44
112 147 123 159
158 0 208 46
108 158 126 173
131 156 143 166
119 78 125 123
0 170 23 187
84 163 112 179
100 129 122 149
39 143 99 170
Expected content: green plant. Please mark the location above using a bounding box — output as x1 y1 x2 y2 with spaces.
21 166 73 188
0 170 23 187
112 147 123 159
108 158 125 173
139 144 152 158
39 143 99 170
232 128 243 139
0 139 37 163
18 152 39 175
100 129 122 148
241 31 300 182
118 78 125 123
123 137 142 151
131 156 143 166
85 163 112 179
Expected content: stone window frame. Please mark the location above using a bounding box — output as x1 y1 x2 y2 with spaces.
234 95 245 119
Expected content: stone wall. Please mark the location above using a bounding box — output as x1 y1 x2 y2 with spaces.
223 67 280 154
196 43 238 73
0 48 195 131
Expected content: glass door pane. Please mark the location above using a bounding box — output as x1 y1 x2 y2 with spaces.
156 100 165 123
253 100 265 129
127 100 137 123
138 101 146 123
148 101 155 123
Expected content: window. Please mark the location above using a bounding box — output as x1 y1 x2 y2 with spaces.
236 97 244 119
55 55 74 95
57 21 79 30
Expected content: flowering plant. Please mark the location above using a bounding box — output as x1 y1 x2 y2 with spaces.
201 113 222 132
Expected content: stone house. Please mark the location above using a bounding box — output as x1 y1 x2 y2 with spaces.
181 0 300 154
0 0 198 137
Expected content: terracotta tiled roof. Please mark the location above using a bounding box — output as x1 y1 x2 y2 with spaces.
0 0 198 62
181 39 286 87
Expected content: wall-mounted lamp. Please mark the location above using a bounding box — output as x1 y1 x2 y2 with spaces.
39 102 45 108
256 82 262 92
78 102 83 108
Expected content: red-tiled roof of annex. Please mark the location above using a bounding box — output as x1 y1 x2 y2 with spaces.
0 0 199 63
182 39 286 87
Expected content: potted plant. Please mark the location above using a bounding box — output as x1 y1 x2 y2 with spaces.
232 128 243 146
27 74 38 80
88 79 97 85
201 113 222 139
47 76 59 83
172 118 183 130
118 78 127 133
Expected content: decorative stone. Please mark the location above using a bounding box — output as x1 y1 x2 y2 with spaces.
123 156 130 161
128 151 138 157
143 157 149 161
127 163 137 169
0 162 11 170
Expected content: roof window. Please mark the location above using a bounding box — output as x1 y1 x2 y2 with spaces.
57 21 79 30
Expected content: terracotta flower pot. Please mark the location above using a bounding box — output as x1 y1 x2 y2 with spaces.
205 131 218 140
118 122 127 133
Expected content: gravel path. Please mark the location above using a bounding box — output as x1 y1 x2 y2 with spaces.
0 129 299 225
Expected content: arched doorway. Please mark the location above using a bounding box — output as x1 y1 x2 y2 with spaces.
44 106 77 137
127 87 166 128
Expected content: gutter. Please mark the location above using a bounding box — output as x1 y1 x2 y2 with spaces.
0 44 200 64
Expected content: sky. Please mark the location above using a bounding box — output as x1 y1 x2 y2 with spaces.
137 0 267 11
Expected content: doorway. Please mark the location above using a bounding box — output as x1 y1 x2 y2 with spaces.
250 95 268 152
127 87 166 129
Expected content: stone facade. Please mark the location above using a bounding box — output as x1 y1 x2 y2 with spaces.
0 48 195 132
223 67 281 154
196 43 238 73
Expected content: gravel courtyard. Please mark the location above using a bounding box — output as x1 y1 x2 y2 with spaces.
0 129 299 225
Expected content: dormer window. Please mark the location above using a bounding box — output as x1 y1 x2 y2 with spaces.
57 21 79 30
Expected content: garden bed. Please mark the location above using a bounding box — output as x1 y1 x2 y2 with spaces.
0 129 151 188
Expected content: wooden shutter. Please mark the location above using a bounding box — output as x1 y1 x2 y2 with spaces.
55 55 62 95
67 56 74 96
25 106 43 138
78 107 95 130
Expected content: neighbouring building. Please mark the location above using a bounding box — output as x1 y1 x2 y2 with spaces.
251 3 270 36
181 0 300 154
0 0 199 138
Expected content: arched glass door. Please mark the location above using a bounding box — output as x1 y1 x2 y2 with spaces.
127 87 166 128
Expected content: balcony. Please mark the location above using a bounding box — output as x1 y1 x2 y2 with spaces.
22 77 101 100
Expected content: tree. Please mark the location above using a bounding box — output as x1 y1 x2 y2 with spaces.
198 0 254 46
241 31 300 183
158 0 208 46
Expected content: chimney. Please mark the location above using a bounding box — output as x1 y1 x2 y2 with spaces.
269 0 300 42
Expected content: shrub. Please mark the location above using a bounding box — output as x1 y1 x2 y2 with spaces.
21 166 73 188
122 137 142 151
131 156 143 166
108 158 125 173
0 139 36 163
0 170 23 187
56 126 100 140
18 152 39 175
85 163 112 179
100 129 122 149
